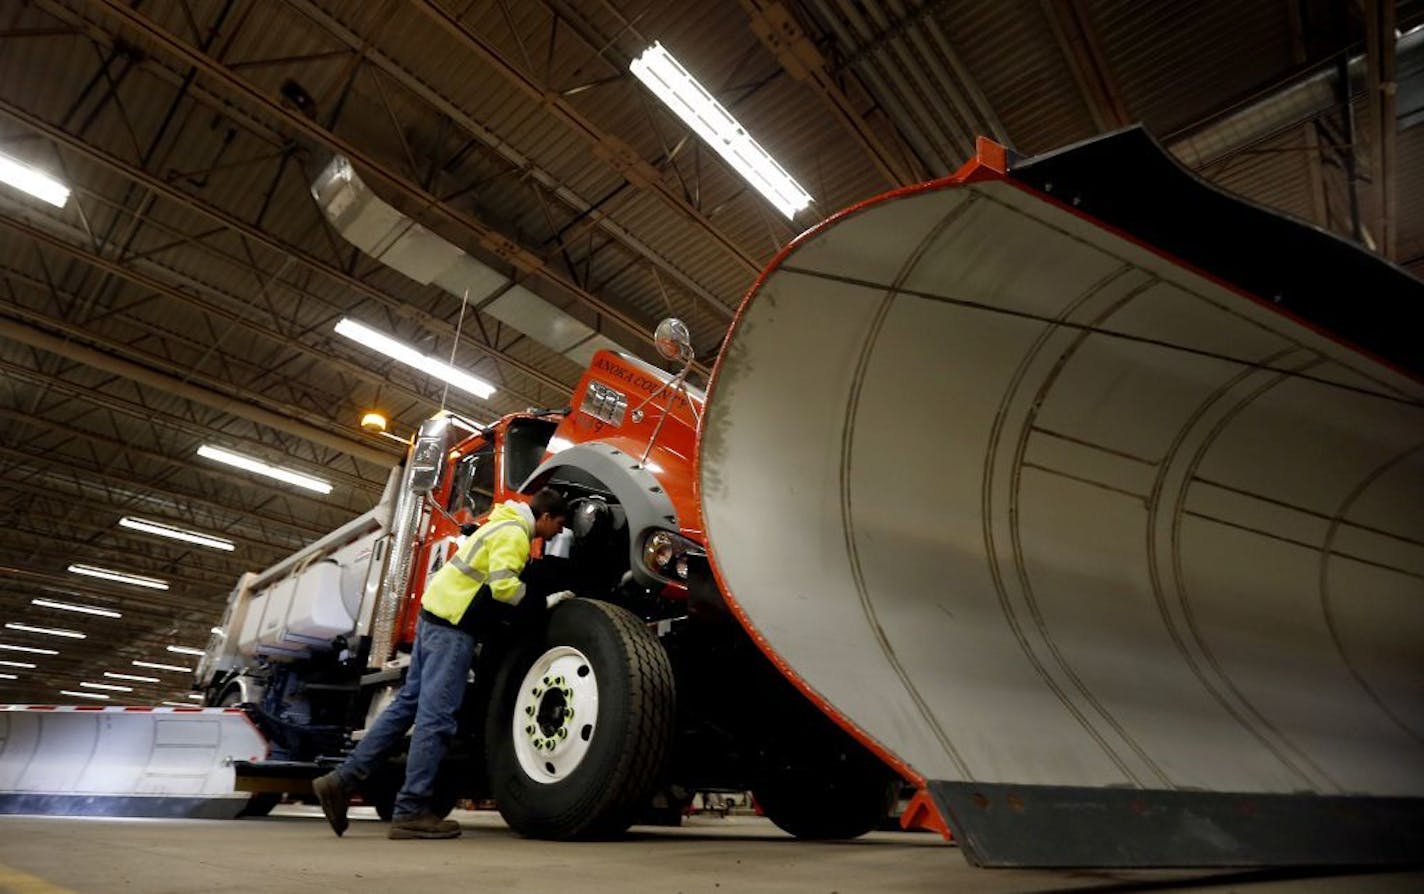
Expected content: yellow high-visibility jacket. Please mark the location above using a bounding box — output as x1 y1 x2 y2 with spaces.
422 499 533 625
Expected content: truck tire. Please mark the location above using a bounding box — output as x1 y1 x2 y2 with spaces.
753 755 897 840
485 599 674 839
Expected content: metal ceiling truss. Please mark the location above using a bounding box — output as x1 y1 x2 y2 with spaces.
88 0 711 366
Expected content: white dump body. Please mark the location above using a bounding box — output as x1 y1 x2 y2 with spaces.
198 468 400 687
238 558 362 658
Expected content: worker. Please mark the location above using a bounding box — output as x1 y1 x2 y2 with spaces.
312 487 569 840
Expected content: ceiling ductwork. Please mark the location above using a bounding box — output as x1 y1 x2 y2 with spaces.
1170 25 1424 168
312 156 629 370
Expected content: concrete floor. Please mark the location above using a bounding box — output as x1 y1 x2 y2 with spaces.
0 806 1419 894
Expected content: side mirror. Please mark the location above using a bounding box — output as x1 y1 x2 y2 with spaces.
654 317 694 363
408 416 452 494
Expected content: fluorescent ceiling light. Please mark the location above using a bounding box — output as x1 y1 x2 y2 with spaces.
60 689 109 701
0 672 16 680
67 564 169 590
0 149 69 207
186 693 204 700
630 41 812 219
161 701 200 708
81 681 133 692
196 445 333 495
105 672 160 683
132 660 191 673
0 643 58 655
31 598 122 618
210 626 224 636
0 660 36 669
118 516 236 552
166 645 206 657
5 622 84 639
334 318 496 400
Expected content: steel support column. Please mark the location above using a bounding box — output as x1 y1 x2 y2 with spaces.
1363 0 1397 259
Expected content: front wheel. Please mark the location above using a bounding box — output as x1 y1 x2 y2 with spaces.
752 742 897 840
486 599 675 839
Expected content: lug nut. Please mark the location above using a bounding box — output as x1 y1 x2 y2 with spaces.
525 725 534 735
564 708 574 719
525 705 535 716
557 728 568 739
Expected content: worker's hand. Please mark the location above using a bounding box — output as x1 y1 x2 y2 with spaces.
545 590 576 610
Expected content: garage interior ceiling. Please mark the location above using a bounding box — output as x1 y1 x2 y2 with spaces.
1 0 1421 705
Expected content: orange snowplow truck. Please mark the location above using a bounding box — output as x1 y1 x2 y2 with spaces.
196 128 1423 868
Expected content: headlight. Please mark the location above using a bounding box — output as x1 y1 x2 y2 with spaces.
642 530 703 581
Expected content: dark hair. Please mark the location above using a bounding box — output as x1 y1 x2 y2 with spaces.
529 487 567 520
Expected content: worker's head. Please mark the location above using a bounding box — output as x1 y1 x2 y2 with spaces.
529 487 568 540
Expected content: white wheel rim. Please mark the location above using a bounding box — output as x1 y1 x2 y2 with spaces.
511 645 599 784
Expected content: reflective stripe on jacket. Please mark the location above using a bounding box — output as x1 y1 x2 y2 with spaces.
421 500 534 624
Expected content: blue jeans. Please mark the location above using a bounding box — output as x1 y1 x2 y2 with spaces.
337 615 475 819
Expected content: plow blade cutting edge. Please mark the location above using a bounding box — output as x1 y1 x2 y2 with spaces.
0 706 268 818
698 128 1424 868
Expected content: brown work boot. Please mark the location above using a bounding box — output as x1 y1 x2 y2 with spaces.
312 771 350 837
388 812 462 839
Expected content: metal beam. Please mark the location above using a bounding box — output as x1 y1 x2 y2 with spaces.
406 0 762 279
285 0 734 319
1363 0 1397 259
0 464 299 559
0 441 332 541
0 312 393 468
1041 0 1131 131
0 210 471 452
0 95 569 404
1286 0 1328 228
740 0 917 187
0 356 367 519
90 0 680 361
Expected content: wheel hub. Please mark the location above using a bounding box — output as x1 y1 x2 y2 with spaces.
512 645 599 784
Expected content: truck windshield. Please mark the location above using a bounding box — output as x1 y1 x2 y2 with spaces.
505 418 558 488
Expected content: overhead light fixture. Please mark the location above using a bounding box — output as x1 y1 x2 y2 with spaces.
67 563 169 590
132 660 191 673
361 410 410 445
104 672 160 683
118 516 236 552
186 693 204 701
0 149 70 207
166 645 206 657
0 660 37 669
0 672 16 681
0 643 58 655
196 445 333 495
80 681 133 692
334 318 496 400
60 689 109 701
5 622 84 639
31 598 122 618
630 41 813 219
160 701 200 708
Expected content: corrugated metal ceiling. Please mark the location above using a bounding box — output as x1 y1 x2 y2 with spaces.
0 0 1418 703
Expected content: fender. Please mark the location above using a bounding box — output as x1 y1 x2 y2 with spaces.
520 441 678 588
